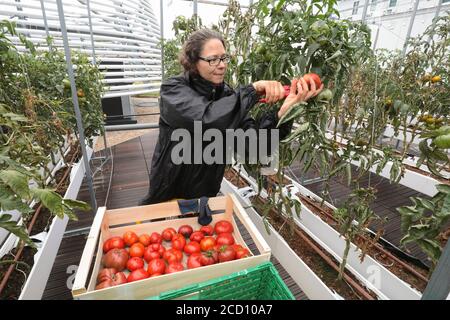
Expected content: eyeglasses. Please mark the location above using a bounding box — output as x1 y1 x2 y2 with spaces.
198 55 231 66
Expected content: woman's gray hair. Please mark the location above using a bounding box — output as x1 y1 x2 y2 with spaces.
179 29 225 73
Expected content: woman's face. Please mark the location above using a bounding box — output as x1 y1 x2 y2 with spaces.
196 38 227 85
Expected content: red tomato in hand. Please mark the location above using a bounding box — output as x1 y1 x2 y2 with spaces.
184 241 201 255
302 73 322 90
171 233 186 251
127 257 144 271
214 220 234 234
200 250 218 266
200 225 214 236
102 237 125 253
150 232 163 244
178 225 194 238
162 228 177 241
163 248 183 264
143 243 166 262
166 262 184 274
123 231 139 247
147 258 166 275
129 242 145 258
200 237 216 251
217 245 236 263
138 234 151 246
216 233 235 246
187 253 203 269
190 231 205 242
102 248 129 271
127 268 149 283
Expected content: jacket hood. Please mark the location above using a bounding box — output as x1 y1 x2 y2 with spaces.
184 71 227 101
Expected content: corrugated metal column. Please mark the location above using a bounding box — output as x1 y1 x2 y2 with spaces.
160 0 164 79
403 0 420 55
56 0 97 213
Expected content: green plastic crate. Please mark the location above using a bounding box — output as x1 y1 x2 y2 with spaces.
147 262 295 300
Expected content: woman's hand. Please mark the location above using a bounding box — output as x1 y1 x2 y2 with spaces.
277 77 324 119
252 80 285 104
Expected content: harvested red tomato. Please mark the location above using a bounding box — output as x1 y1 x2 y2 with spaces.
171 233 186 251
214 220 234 234
200 250 218 266
150 232 163 244
127 257 144 271
217 245 236 263
200 225 214 236
102 237 125 253
200 237 216 251
216 233 235 246
163 248 183 264
187 253 203 269
127 268 149 283
178 225 194 238
166 262 184 274
190 231 205 242
162 228 177 241
147 258 166 275
129 242 145 258
102 248 128 271
232 244 243 252
151 273 163 278
236 248 251 259
143 243 166 262
123 231 139 247
184 241 201 255
138 234 151 246
302 73 322 89
95 268 127 290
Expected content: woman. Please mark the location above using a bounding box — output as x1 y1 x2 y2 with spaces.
139 29 322 205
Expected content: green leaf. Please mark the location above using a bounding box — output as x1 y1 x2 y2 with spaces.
281 122 309 143
306 43 321 63
416 239 441 264
63 198 91 211
31 188 64 218
0 170 30 199
0 214 35 248
436 184 450 195
277 103 305 127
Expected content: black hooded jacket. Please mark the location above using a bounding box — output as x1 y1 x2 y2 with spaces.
139 72 291 205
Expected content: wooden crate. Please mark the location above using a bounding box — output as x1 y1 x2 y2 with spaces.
72 194 271 300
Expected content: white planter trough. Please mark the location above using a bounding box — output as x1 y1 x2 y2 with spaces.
230 167 423 300
220 178 342 300
14 140 96 300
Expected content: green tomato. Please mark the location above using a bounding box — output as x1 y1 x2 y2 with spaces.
436 125 450 136
63 79 71 89
317 89 333 102
434 134 450 149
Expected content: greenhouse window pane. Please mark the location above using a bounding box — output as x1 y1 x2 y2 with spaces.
389 0 397 7
352 1 360 15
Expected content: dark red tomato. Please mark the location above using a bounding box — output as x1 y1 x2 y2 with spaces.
200 250 218 266
217 245 236 263
166 262 184 274
190 231 205 242
102 237 125 253
102 248 129 271
123 231 139 247
129 242 145 258
200 225 214 236
143 243 166 262
150 232 162 244
95 269 127 290
138 234 151 246
200 237 216 251
236 248 251 259
171 233 186 251
178 225 193 238
216 233 235 246
147 258 166 275
127 257 144 271
214 220 234 234
162 228 177 241
187 253 203 269
163 248 183 264
184 241 201 255
127 268 149 283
